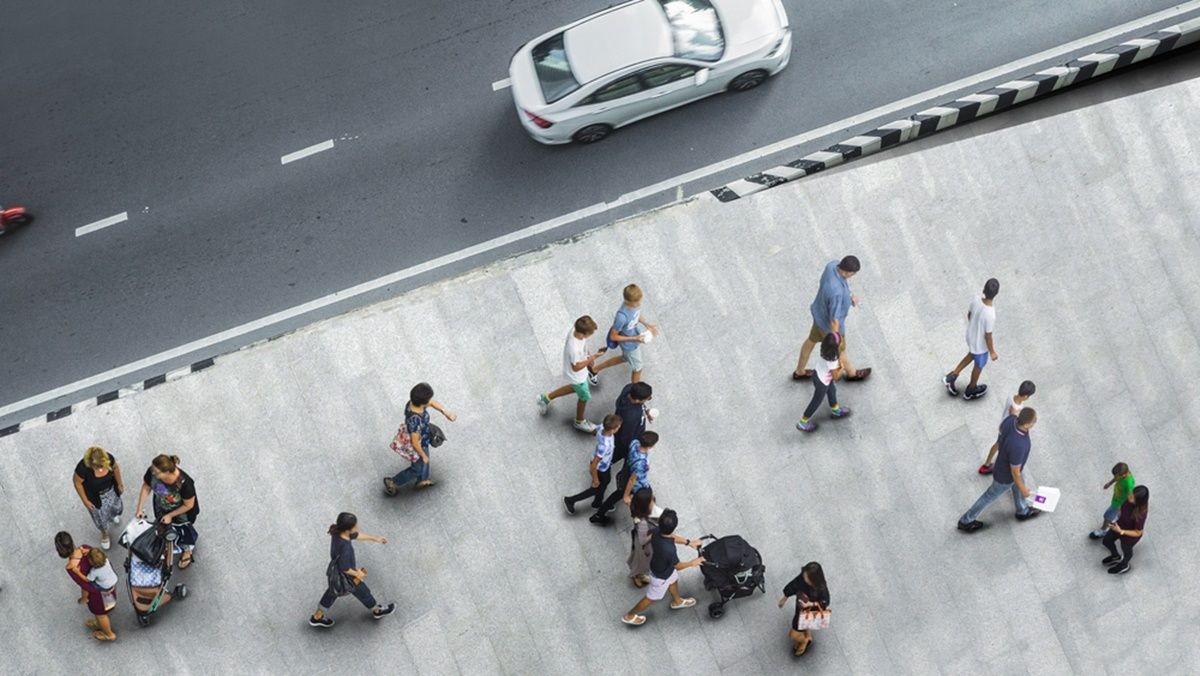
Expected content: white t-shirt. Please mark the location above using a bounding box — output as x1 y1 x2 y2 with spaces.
87 559 118 590
814 357 839 385
965 296 996 355
1003 395 1024 420
563 333 589 384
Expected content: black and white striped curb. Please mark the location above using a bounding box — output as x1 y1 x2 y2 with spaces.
710 16 1200 202
0 358 216 438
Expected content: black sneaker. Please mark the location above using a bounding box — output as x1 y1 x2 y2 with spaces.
372 603 397 620
563 497 575 515
957 520 985 533
943 373 959 396
1101 554 1121 565
1015 509 1041 522
963 384 988 400
1088 530 1106 540
589 513 614 526
1107 562 1131 575
309 615 334 628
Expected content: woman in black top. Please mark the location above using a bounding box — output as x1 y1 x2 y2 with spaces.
309 513 396 628
778 561 830 656
72 447 125 550
134 454 200 568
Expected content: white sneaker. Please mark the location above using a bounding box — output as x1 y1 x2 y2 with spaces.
537 394 550 416
573 419 598 433
588 370 599 387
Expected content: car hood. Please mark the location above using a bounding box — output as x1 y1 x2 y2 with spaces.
711 0 783 48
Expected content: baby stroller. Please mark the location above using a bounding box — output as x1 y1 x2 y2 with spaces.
698 534 766 618
119 519 189 627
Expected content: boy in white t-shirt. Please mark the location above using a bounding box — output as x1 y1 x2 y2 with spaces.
978 380 1036 474
85 548 119 640
943 278 1000 401
538 316 606 433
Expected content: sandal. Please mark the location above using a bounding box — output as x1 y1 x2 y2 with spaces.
621 614 647 626
792 369 814 380
844 367 872 381
85 619 100 631
670 597 696 610
416 480 435 489
179 551 194 569
92 631 117 642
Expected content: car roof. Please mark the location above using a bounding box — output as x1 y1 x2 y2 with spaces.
564 0 672 84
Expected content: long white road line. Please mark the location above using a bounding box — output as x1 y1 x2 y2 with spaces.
4 1 1199 421
281 139 335 165
75 212 129 237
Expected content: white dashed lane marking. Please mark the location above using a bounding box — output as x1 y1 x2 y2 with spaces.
281 139 335 165
75 212 129 237
492 78 511 92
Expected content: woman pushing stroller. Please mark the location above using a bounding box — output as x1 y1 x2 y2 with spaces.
134 454 200 569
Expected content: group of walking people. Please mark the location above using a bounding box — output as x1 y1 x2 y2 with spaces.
58 449 200 640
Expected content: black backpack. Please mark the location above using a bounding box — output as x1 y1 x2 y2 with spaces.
326 555 352 597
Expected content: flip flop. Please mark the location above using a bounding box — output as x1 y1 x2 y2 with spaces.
85 619 100 630
178 551 194 569
92 631 117 642
621 614 647 626
844 367 872 381
416 480 436 489
670 598 696 610
792 370 814 380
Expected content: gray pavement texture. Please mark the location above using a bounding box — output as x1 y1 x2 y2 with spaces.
4 51 1200 675
2 0 1198 413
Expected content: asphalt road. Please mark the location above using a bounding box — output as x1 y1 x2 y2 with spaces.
0 0 1193 423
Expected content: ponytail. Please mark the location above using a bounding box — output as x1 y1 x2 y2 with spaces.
328 512 357 535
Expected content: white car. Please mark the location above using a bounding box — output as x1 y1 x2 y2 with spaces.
508 0 791 144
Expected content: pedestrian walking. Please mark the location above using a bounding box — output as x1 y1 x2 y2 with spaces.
1102 485 1148 575
592 382 653 523
384 382 457 495
795 333 852 432
793 256 871 382
55 531 117 641
943 278 1000 400
978 380 1036 474
619 431 658 510
538 315 607 432
1090 462 1136 540
564 414 622 516
134 454 199 568
621 509 704 626
778 561 830 657
627 487 658 588
72 446 125 550
591 284 659 384
309 512 397 628
957 408 1040 533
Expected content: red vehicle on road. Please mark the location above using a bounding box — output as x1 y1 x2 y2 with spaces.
0 204 33 235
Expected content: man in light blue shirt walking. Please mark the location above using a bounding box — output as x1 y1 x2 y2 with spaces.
793 256 871 382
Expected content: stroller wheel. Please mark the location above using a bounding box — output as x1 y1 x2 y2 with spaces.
137 614 150 628
175 584 189 599
708 602 725 619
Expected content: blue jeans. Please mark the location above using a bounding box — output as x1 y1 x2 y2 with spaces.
960 479 1030 524
391 458 430 486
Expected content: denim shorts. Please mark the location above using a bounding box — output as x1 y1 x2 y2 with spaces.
972 352 989 369
622 346 645 372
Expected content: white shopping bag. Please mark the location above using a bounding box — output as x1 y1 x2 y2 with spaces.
1029 486 1060 512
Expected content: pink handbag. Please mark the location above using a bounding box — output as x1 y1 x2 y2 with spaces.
389 426 419 463
795 608 831 631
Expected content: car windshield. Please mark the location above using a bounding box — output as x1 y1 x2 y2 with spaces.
657 0 725 62
531 33 580 103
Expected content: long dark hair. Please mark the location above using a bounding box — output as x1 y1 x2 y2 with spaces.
630 488 655 521
802 561 827 593
1131 485 1149 517
54 531 75 558
328 512 357 536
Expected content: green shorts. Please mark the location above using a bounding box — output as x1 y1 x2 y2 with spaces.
622 346 645 373
808 322 846 353
571 381 592 402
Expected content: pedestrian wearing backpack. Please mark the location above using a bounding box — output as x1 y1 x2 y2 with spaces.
310 512 396 628
384 383 457 495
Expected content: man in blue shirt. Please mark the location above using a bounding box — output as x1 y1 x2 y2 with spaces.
958 408 1041 533
793 256 871 382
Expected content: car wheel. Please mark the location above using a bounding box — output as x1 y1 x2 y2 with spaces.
728 70 768 92
572 124 612 144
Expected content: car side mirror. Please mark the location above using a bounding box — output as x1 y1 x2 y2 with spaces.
695 68 710 86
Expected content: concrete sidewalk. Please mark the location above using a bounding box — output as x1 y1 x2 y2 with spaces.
4 53 1199 675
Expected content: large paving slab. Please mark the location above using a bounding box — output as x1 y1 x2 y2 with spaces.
3 54 1199 675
